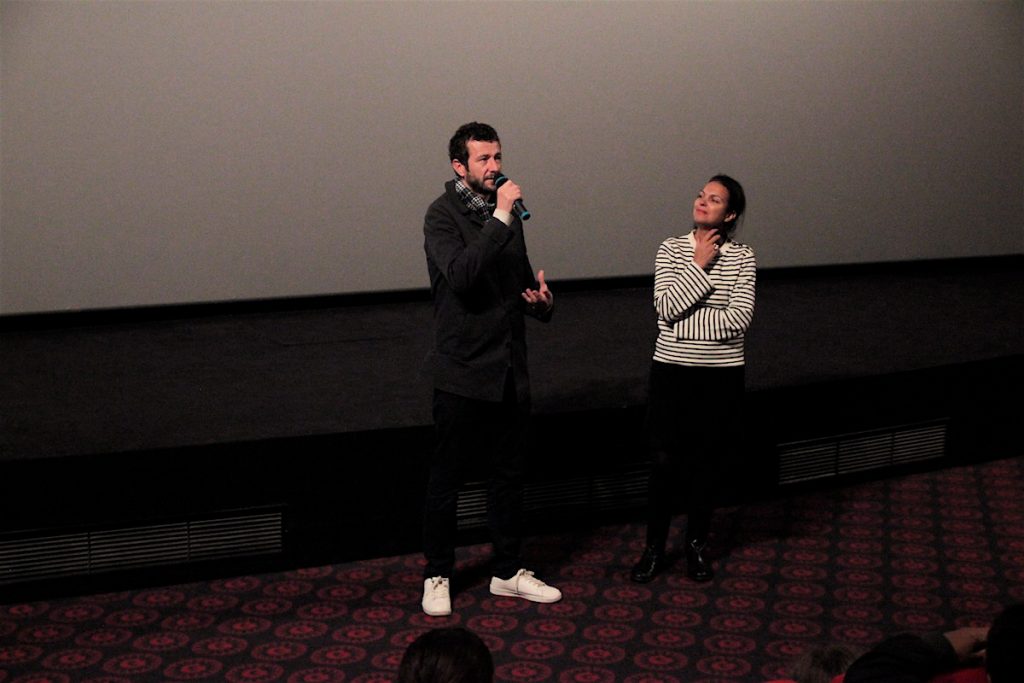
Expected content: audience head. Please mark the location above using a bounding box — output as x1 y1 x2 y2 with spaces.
788 643 861 683
986 602 1024 683
397 626 494 683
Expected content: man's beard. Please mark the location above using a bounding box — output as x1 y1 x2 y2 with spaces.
465 173 494 197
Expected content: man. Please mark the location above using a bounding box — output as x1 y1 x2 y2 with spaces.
420 122 561 616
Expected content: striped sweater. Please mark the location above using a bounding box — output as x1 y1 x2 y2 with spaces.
652 231 756 367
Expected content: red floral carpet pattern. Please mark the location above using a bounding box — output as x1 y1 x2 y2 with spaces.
2 456 1023 682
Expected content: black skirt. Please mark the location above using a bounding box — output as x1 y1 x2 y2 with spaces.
645 360 745 456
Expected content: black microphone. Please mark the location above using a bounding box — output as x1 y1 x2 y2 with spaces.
493 174 531 221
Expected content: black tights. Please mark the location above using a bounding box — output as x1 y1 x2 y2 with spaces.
644 448 718 549
642 362 744 551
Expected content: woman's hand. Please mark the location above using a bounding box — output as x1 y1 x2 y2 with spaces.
693 229 721 270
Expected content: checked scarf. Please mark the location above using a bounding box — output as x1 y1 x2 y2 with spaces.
454 177 495 222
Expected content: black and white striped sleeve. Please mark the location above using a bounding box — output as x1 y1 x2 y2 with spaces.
653 239 713 324
675 247 756 342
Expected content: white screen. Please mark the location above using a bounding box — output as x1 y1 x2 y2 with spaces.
2 1 1021 313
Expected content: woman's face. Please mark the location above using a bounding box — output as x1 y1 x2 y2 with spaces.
693 181 735 228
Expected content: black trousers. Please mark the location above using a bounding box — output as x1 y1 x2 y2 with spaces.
422 379 529 580
643 361 745 548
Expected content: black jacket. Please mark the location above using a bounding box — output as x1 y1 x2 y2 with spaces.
423 180 550 403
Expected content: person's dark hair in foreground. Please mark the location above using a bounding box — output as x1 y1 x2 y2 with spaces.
788 644 861 683
987 602 1024 683
843 602 1024 683
397 627 493 683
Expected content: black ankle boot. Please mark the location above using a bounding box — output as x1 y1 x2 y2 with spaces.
685 539 714 582
630 545 667 583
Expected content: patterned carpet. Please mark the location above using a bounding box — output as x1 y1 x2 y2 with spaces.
2 455 1022 683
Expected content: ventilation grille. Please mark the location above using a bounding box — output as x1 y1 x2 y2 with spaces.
456 487 489 530
524 478 591 517
456 465 649 530
591 468 649 512
0 510 283 585
777 420 948 485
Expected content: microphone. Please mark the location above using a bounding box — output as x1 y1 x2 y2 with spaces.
493 174 531 221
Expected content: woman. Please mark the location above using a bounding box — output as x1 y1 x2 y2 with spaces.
630 174 756 583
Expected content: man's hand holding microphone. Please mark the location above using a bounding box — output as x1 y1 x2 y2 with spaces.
494 174 530 221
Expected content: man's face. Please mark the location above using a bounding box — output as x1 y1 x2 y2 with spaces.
452 139 502 196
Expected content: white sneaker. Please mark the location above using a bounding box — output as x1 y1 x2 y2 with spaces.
489 569 562 603
422 576 452 616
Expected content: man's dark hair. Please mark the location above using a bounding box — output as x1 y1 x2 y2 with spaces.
987 602 1024 683
449 122 500 167
397 627 494 683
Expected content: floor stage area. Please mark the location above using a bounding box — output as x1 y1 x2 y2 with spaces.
1 256 1020 597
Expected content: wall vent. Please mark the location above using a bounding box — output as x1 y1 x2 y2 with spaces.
456 465 649 530
523 478 591 517
0 510 283 585
591 466 649 512
777 419 948 485
456 487 490 530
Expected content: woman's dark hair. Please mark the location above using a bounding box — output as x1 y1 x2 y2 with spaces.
397 627 494 683
449 122 500 168
708 174 746 236
987 602 1024 683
